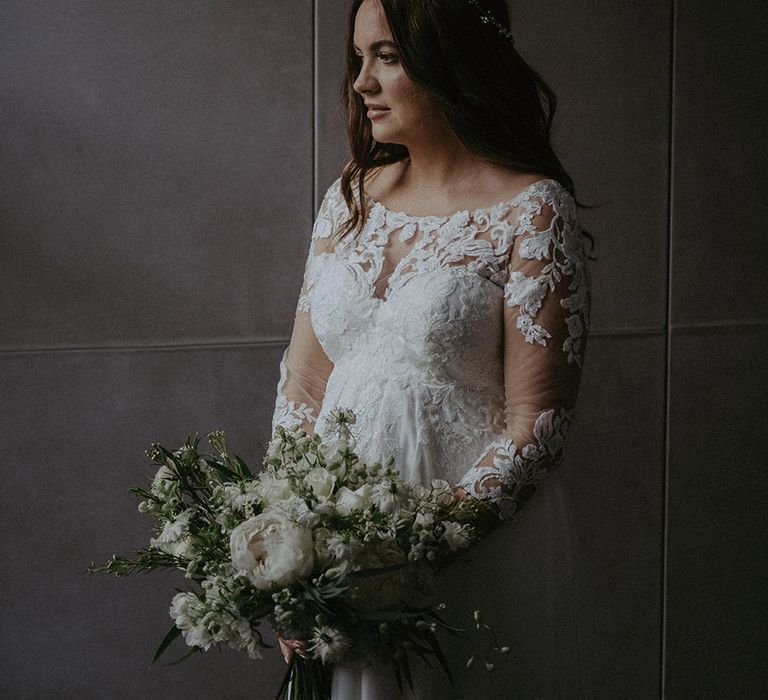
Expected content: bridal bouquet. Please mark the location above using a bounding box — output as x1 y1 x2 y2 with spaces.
89 408 507 699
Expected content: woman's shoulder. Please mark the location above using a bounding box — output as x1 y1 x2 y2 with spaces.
362 162 557 216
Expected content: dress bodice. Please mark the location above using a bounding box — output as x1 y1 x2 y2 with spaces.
273 174 591 504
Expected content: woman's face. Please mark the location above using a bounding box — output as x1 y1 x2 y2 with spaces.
352 0 444 147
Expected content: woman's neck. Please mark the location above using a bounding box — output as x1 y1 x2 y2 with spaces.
402 137 487 197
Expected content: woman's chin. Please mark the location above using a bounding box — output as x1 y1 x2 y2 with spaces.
371 127 404 146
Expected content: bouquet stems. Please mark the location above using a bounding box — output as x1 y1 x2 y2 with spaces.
275 655 334 700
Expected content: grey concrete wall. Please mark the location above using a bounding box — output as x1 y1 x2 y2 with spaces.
1 1 765 698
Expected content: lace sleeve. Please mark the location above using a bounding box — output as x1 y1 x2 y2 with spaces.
270 180 339 436
456 183 591 521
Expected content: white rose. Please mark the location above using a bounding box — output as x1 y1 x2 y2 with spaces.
258 475 293 506
304 467 336 499
334 484 373 516
229 511 314 589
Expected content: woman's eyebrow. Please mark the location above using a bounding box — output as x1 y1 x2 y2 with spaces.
353 39 397 51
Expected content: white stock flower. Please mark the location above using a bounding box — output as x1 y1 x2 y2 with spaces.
170 591 198 630
441 521 470 551
150 508 196 558
169 592 216 650
150 464 177 500
334 484 372 516
217 481 261 513
229 616 263 660
304 467 336 499
229 511 314 589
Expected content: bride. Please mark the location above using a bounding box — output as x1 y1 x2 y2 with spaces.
271 0 594 697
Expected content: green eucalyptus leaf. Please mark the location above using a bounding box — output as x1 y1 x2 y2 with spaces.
151 624 182 665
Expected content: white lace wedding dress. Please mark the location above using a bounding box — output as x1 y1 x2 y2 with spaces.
271 174 592 699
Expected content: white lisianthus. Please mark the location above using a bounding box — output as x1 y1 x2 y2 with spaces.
277 496 321 529
441 521 470 551
430 479 455 507
370 480 401 514
414 511 434 529
229 511 314 589
334 484 372 516
258 474 293 506
150 508 196 558
304 467 336 499
318 436 348 463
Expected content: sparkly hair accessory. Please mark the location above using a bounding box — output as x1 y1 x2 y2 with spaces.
466 0 515 46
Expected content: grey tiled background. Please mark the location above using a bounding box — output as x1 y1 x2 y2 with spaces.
2 1 765 698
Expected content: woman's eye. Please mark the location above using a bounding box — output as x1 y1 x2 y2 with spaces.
377 53 398 63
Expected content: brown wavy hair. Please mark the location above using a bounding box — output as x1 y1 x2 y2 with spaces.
335 0 597 257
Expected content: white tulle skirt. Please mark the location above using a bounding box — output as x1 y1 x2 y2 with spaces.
330 471 586 699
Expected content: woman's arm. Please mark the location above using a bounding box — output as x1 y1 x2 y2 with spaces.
456 183 592 522
271 181 340 438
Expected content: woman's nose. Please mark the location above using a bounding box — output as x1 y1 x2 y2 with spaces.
353 61 377 95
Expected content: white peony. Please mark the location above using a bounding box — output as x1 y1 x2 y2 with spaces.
334 484 373 515
304 467 336 499
229 511 314 589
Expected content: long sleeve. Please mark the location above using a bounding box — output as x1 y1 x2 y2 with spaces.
270 182 339 437
457 184 591 521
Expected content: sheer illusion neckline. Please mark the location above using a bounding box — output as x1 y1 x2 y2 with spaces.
362 177 559 223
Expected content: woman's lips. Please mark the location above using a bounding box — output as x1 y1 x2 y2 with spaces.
367 108 390 119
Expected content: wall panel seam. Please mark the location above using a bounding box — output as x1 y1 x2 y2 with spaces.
661 0 677 696
4 321 768 357
312 0 318 215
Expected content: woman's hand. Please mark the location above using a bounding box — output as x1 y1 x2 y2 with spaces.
452 483 504 535
451 485 469 506
278 636 308 665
